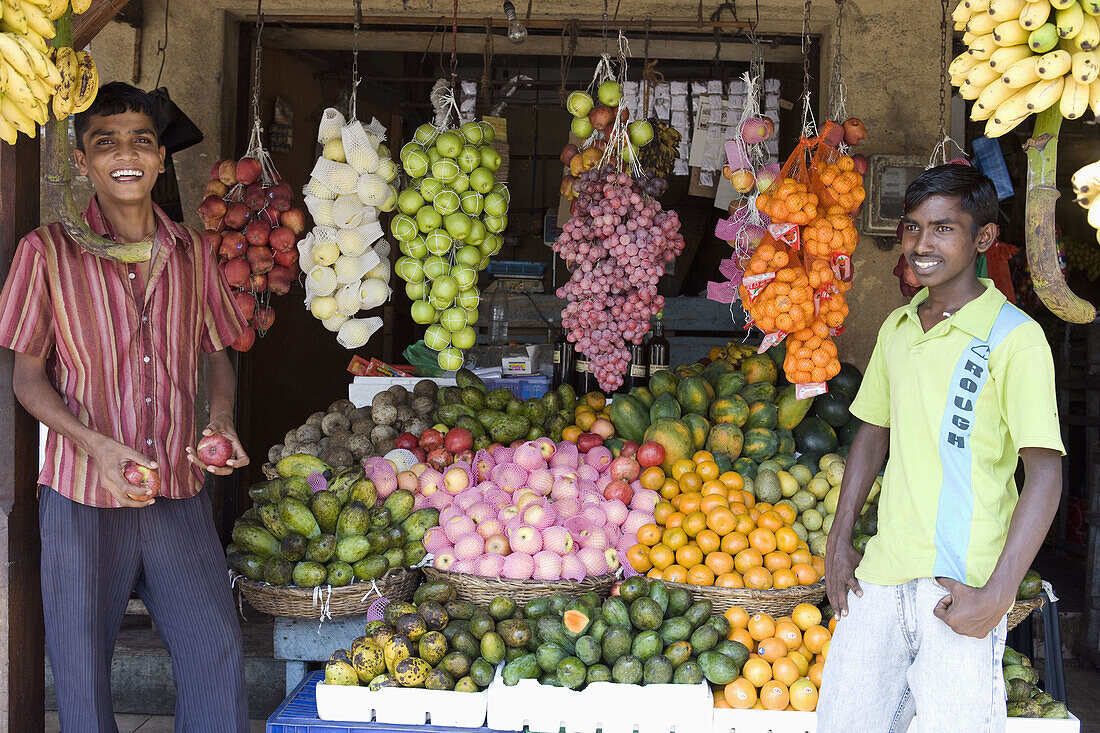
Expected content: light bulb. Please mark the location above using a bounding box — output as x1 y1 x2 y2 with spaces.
503 1 527 44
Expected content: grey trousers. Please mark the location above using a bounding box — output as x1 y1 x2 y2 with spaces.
40 487 248 733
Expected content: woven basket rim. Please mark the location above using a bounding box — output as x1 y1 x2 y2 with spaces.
1007 596 1044 631
422 566 618 588
234 566 421 618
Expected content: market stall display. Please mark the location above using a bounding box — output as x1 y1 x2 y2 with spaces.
1004 644 1070 719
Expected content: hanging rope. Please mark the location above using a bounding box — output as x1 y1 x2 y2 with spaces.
481 17 494 103
602 0 609 52
450 0 459 88
349 0 362 120
928 0 965 167
558 19 579 104
711 2 738 64
249 0 265 132
153 0 171 89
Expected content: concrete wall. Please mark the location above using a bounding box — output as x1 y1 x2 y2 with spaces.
86 0 948 368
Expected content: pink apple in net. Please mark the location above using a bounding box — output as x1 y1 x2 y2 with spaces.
577 464 599 482
550 465 578 479
486 488 511 509
475 456 495 483
444 465 471 494
579 488 602 505
476 553 505 577
542 526 574 555
439 505 464 525
609 456 641 483
428 491 452 510
467 501 495 523
433 551 456 571
499 505 520 524
585 446 613 471
622 510 653 536
756 162 782 194
490 463 528 493
491 446 515 464
604 547 621 572
454 532 485 560
576 547 609 576
509 525 543 555
555 497 580 519
413 493 430 510
418 467 443 494
196 433 234 468
515 490 540 511
602 499 629 526
581 505 607 527
527 468 553 496
580 527 610 551
451 558 475 574
484 533 510 556
533 437 556 460
551 478 579 501
423 527 450 554
513 443 545 472
630 489 659 513
596 474 612 492
604 479 633 506
560 554 586 581
477 518 504 540
504 516 523 536
454 489 482 512
550 449 579 469
617 533 638 552
523 502 558 531
410 463 429 476
444 515 477 543
564 517 593 541
532 551 564 581
500 552 534 580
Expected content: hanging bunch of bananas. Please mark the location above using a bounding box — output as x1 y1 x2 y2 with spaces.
951 0 1100 138
1072 159 1100 240
638 121 682 181
0 0 95 145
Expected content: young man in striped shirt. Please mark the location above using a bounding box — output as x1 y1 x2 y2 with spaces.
817 165 1064 732
0 83 250 730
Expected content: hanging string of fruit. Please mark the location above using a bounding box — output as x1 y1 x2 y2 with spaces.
553 37 685 393
391 79 508 371
198 7 305 352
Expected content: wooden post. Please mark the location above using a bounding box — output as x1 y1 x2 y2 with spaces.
0 135 44 731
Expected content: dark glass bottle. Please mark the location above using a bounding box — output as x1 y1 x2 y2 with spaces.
623 340 649 392
551 327 575 389
574 352 592 394
648 318 670 376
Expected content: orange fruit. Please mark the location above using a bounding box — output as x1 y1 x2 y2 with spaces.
792 603 823 631
730 627 755 650
764 551 792 571
754 501 773 513
724 678 758 709
705 551 734 576
743 566 774 589
808 661 825 689
790 548 813 566
775 527 800 553
803 625 831 655
706 507 736 536
749 527 777 554
653 502 675 525
700 494 729 515
792 563 819 585
662 564 688 583
747 612 776 642
646 568 663 579
821 639 831 661
692 450 715 463
562 425 582 442
788 650 810 676
701 479 728 496
665 511 685 529
789 678 818 711
714 698 731 709
719 471 745 492
774 503 798 525
758 510 784 532
659 479 680 500
721 531 750 555
682 511 708 538
728 501 749 516
626 544 652 572
649 544 674 570
740 489 756 508
798 645 813 662
638 523 663 546
812 556 826 575
748 508 762 522
687 564 716 586
678 493 703 515
696 529 721 555
741 657 773 687
696 460 720 481
716 572 744 588
774 621 802 651
734 548 763 574
640 466 666 492
829 617 837 633
759 681 790 711
757 637 788 663
671 459 696 479
679 472 703 494
676 544 703 568
725 605 750 629
772 657 800 687
662 527 688 551
734 513 756 536
772 568 798 589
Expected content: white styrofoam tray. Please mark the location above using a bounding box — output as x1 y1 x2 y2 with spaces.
711 708 1080 733
348 376 456 408
487 666 712 733
315 680 488 728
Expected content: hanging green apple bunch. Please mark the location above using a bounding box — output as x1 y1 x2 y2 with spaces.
392 119 508 371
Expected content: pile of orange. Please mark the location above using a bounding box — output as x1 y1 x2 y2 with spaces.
755 178 819 226
815 156 866 213
713 603 835 712
783 320 842 385
625 451 824 589
801 206 859 261
562 392 614 443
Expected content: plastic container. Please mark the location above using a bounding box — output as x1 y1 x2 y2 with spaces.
348 376 456 408
482 375 552 401
486 260 547 279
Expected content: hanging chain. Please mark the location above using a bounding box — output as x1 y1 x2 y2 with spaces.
828 0 847 121
559 19 578 104
800 0 816 137
938 0 949 143
450 0 459 88
482 17 494 103
349 0 362 120
602 0 609 52
153 0 171 90
250 0 265 129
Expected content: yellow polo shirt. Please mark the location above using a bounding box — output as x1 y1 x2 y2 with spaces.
850 280 1064 588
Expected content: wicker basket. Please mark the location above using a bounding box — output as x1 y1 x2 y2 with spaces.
659 580 828 616
422 567 617 606
235 567 422 619
1007 596 1044 631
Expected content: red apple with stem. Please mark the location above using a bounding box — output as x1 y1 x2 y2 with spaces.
122 461 160 501
196 433 234 468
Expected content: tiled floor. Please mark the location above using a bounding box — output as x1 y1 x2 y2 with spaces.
44 713 268 732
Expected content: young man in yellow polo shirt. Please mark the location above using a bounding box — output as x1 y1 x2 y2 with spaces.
817 164 1064 732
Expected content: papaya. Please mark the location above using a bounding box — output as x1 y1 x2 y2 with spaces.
649 392 681 422
702 359 736 386
741 354 778 385
676 376 715 416
609 394 649 443
743 427 779 461
732 457 757 479
562 604 593 637
794 416 839 455
776 384 815 430
714 370 748 397
649 370 679 399
643 418 694 473
745 401 778 430
739 381 777 404
682 413 710 451
629 386 654 408
776 429 796 456
709 394 749 426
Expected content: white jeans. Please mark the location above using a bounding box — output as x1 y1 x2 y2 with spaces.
817 578 1007 733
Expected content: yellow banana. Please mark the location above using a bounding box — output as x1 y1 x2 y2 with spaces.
0 105 18 144
968 33 1000 58
974 76 1017 118
24 70 48 102
1072 49 1100 81
49 43 74 118
985 90 1033 136
1049 0 1078 10
1090 74 1100 113
71 48 96 113
11 32 46 79
1059 75 1091 117
1037 48 1073 76
1087 200 1100 229
0 31 33 77
1025 74 1066 110
0 60 34 106
967 12 999 35
953 1 976 29
0 1 28 35
18 1 53 39
45 0 66 20
1085 0 1100 17
989 44 1035 69
965 0 992 11
1 91 36 134
1071 160 1100 197
1074 13 1100 49
963 30 980 46
951 50 984 75
989 0 1027 21
994 19 1032 45
1019 1 1051 29
69 0 89 13
1002 54 1044 85
967 60 1004 88
1056 2 1084 38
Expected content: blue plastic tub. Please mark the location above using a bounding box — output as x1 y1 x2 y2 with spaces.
267 671 512 732
482 375 551 401
485 260 546 279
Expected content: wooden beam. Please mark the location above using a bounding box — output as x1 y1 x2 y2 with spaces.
73 0 134 49
0 136 44 732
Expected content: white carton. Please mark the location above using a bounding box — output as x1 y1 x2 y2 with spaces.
711 709 1080 733
315 681 488 727
487 667 712 733
348 376 456 408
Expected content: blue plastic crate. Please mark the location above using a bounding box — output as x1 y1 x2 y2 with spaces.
485 260 546 279
267 672 510 733
482 375 551 401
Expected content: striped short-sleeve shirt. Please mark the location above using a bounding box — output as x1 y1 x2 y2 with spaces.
850 280 1064 588
0 197 246 508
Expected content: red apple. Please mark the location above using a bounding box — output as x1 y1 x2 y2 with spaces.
852 153 869 175
260 207 282 227
219 231 247 260
419 429 444 452
576 433 603 454
280 208 307 236
273 248 299 269
636 441 665 468
199 230 221 254
560 143 579 165
510 440 525 449
247 246 274 275
196 433 234 467
236 156 263 186
603 479 633 506
224 201 252 230
244 220 270 246
197 194 227 232
823 122 846 148
250 273 267 292
395 433 419 451
589 104 614 131
443 427 473 454
205 179 229 198
231 325 255 352
843 117 868 145
217 159 238 187
268 226 297 254
454 448 474 464
221 258 252 289
232 290 257 320
426 447 453 472
122 460 160 501
244 182 267 211
251 304 275 331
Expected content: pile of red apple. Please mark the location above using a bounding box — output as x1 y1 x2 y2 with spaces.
198 156 308 352
393 426 476 472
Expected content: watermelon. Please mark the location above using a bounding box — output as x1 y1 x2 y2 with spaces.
741 354 778 385
649 371 680 400
643 418 694 473
742 427 779 461
676 376 715 416
775 384 815 430
794 416 839 454
610 394 650 443
837 416 862 446
813 391 852 428
709 395 749 427
706 424 744 462
828 363 863 401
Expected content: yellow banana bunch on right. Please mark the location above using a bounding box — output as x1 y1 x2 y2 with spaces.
49 45 97 119
1072 159 1100 242
951 0 1100 137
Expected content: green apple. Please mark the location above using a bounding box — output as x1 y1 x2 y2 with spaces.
405 280 427 300
424 324 451 350
395 256 425 283
455 244 482 268
571 116 594 139
431 158 460 183
492 183 511 203
620 141 639 164
479 146 502 172
414 123 438 146
425 229 453 255
477 255 492 271
598 80 622 106
419 177 444 202
416 206 442 233
452 265 477 289
457 146 481 173
483 191 508 217
483 214 507 233
431 274 459 299
478 234 501 257
444 212 472 240
567 90 594 118
464 307 480 325
399 141 422 162
402 235 428 258
456 287 480 309
460 120 484 145
423 255 449 280
479 120 496 143
469 167 496 195
450 172 470 194
435 130 463 158
440 307 468 332
427 148 443 166
460 190 484 216
437 346 464 371
433 190 460 216
410 299 437 324
429 292 453 311
397 188 425 215
628 119 654 147
390 214 418 242
451 326 476 350
404 150 429 179
465 218 487 246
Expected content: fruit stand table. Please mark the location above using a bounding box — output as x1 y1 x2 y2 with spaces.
274 615 373 696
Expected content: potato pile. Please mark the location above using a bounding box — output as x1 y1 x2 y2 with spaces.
265 382 440 471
